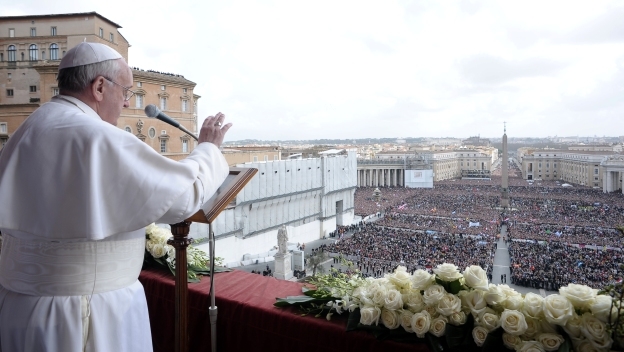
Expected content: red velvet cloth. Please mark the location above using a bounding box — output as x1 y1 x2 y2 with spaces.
139 268 431 352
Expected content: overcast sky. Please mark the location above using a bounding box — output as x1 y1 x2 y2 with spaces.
3 1 624 141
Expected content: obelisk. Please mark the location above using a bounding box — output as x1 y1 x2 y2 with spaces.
501 123 509 209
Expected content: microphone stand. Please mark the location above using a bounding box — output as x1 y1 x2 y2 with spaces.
208 222 218 352
177 125 198 141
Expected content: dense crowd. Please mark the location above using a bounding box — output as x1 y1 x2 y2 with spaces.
325 223 496 279
343 162 624 289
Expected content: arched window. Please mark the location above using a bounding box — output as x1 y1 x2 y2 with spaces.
7 45 16 62
29 44 38 61
49 43 59 60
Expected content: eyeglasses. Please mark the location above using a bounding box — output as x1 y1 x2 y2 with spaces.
103 77 136 101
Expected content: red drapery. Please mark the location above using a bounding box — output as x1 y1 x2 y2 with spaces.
139 268 431 352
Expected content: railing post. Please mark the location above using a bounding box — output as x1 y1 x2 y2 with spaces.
169 220 193 352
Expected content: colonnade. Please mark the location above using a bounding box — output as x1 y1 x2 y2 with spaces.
603 169 624 194
357 168 403 187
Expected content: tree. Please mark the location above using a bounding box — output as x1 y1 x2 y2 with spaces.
306 251 328 277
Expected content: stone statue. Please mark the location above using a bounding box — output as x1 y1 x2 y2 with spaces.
277 225 288 254
136 119 144 134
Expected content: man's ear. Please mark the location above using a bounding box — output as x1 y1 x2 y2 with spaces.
91 76 106 102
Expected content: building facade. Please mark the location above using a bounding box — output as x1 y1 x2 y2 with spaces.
518 148 624 192
0 12 197 159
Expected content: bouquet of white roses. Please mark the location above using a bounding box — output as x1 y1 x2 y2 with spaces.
277 263 618 352
143 223 226 283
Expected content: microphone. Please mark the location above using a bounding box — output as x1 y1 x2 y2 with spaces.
144 104 198 141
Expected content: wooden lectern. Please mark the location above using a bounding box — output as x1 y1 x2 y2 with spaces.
167 167 257 352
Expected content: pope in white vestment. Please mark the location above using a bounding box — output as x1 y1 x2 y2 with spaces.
0 42 230 352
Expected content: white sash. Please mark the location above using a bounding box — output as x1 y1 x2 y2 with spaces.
0 234 145 296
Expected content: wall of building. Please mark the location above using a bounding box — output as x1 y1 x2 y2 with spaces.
184 152 357 264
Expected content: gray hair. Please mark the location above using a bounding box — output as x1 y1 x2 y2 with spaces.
57 59 122 93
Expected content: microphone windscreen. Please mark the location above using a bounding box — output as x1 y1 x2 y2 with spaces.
144 104 160 118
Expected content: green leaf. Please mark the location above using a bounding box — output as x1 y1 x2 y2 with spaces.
448 279 462 295
346 309 361 331
445 321 468 348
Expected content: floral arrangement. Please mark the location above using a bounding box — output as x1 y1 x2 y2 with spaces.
143 223 226 282
276 263 619 352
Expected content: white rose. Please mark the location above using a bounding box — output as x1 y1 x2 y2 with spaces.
536 333 565 352
559 283 598 311
423 284 446 306
145 223 158 235
503 294 524 311
411 310 431 338
371 284 388 307
498 284 521 299
580 312 607 341
166 245 175 258
436 293 461 316
575 339 600 352
388 266 412 291
429 315 448 337
403 291 425 313
359 305 381 326
381 308 401 329
463 265 489 290
502 332 522 350
523 316 540 339
523 292 544 319
517 340 546 352
449 311 467 326
424 304 439 318
542 294 574 326
590 294 615 323
461 289 487 316
472 325 489 346
353 286 373 307
399 310 414 333
384 289 404 310
589 332 613 351
563 312 582 338
478 308 500 332
150 243 166 258
484 284 506 306
411 269 434 291
500 309 527 336
433 263 463 282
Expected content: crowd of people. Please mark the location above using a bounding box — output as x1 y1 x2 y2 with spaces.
338 162 624 289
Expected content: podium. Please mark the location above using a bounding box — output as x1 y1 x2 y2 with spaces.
167 167 257 352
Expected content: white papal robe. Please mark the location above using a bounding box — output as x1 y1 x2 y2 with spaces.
0 95 229 352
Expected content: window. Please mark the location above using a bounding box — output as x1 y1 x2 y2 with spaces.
274 155 278 160
50 44 59 60
253 156 258 162
137 82 142 87
99 28 103 37
0 137 7 148
160 97 167 110
148 127 156 138
9 29 15 37
51 26 57 36
29 44 38 61
124 126 132 133
0 123 6 134
109 33 114 42
594 168 599 175
182 139 188 153
264 155 268 161
160 85 166 91
29 85 37 93
6 89 14 97
135 94 143 108
160 139 167 153
30 28 36 36
183 88 187 94
182 99 188 112
8 45 16 62
52 87 59 96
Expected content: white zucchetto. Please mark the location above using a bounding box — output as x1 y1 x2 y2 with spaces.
58 42 122 69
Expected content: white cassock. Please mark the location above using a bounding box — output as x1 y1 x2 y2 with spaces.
0 95 229 352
